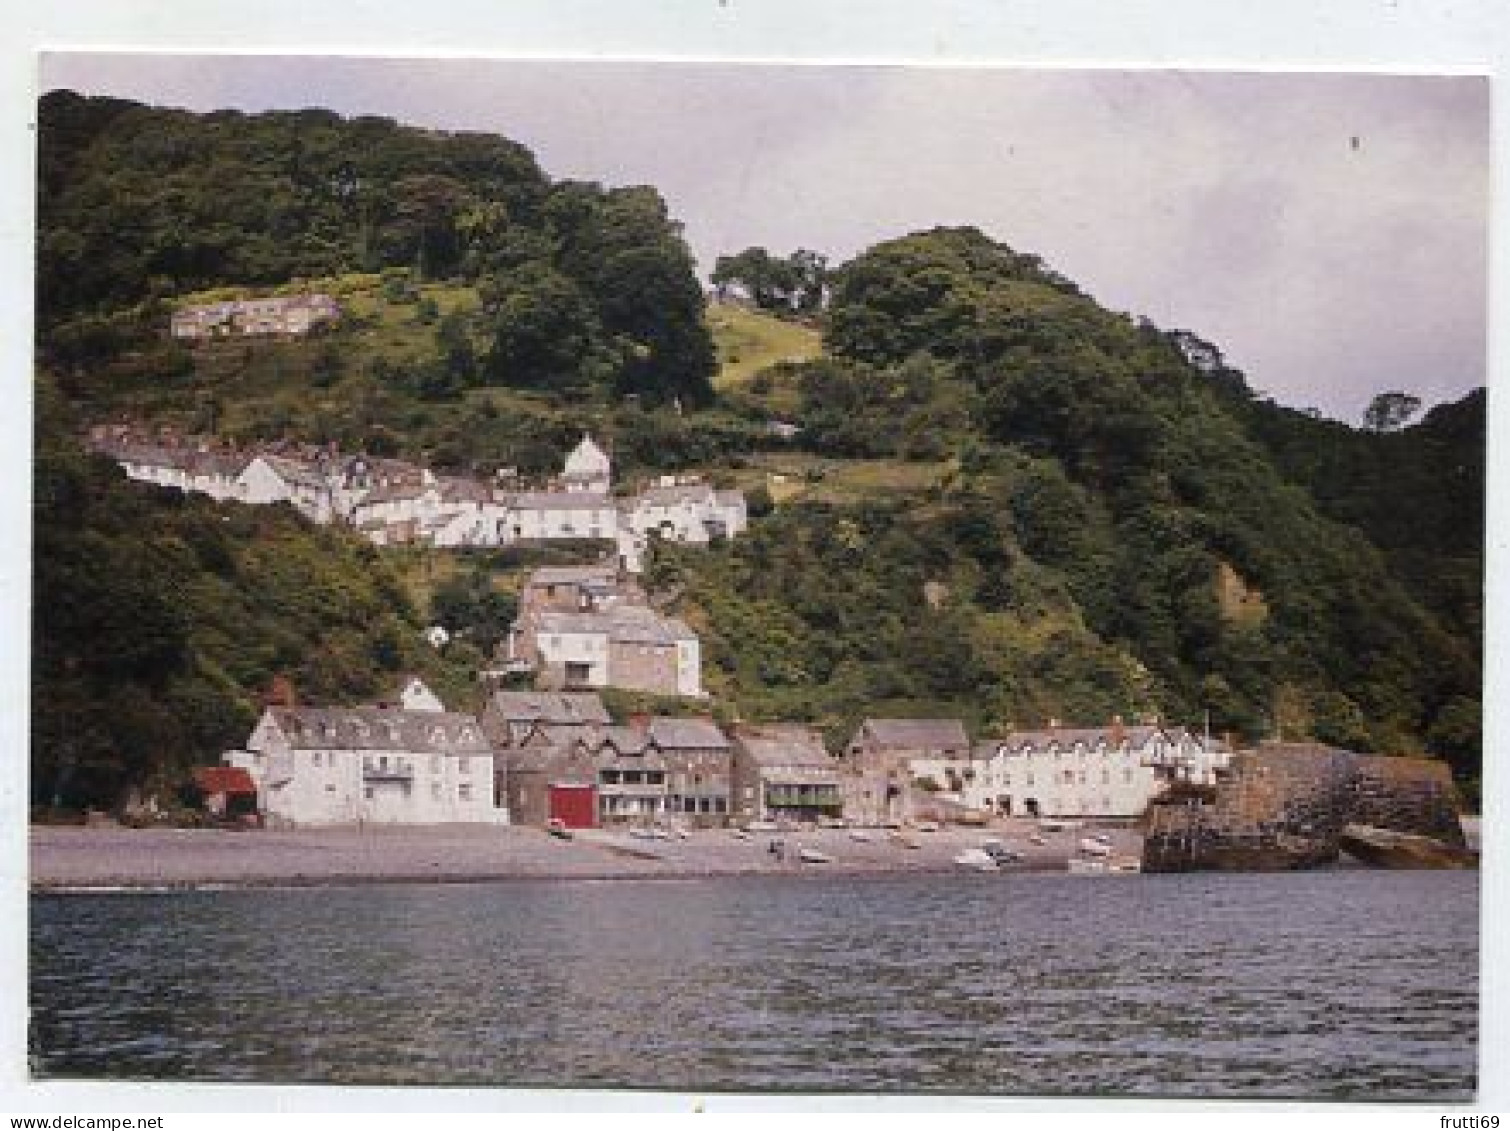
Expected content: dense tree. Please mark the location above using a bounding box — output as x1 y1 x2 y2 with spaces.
1362 391 1423 433
31 376 467 810
36 92 714 407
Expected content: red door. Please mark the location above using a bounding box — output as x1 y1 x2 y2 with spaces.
548 784 598 829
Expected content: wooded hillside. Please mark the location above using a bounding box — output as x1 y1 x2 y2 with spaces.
33 96 1483 809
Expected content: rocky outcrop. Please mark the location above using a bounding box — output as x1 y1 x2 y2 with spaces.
1339 824 1477 869
1143 742 1467 872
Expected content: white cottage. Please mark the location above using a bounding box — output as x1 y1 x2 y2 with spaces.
561 433 612 494
237 455 335 524
225 704 506 826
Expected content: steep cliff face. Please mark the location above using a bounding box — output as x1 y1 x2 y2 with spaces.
1142 743 1465 872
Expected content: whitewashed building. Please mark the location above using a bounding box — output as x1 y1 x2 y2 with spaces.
225 701 506 827
617 479 748 572
237 455 335 524
918 724 1230 820
505 491 619 542
561 434 612 494
89 428 748 571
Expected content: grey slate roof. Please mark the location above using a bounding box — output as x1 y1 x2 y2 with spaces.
858 718 970 751
527 565 620 587
630 484 718 508
439 477 493 504
488 691 611 727
588 725 654 757
736 725 834 769
534 605 696 646
648 716 731 750
991 724 1176 752
510 491 615 512
258 454 331 493
268 707 489 754
359 481 429 505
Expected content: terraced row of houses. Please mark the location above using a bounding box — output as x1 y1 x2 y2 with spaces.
220 680 1230 830
88 428 747 572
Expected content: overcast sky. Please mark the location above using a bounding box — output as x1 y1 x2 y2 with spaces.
40 54 1489 423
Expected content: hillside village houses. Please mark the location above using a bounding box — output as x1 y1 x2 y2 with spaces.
87 427 746 572
481 691 733 828
214 668 1232 830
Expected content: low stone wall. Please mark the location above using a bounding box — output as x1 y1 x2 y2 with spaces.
1144 743 1464 872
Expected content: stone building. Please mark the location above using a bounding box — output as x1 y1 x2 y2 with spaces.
731 724 844 823
581 725 670 826
521 604 703 699
481 690 611 828
646 716 734 825
170 293 341 339
480 690 612 748
843 717 972 825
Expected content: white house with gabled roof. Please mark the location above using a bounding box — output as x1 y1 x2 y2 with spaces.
561 433 612 493
225 702 506 826
921 723 1230 820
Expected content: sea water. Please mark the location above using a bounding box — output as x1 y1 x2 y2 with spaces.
28 869 1478 1099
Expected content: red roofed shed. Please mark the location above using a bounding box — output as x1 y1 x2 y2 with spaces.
191 766 259 819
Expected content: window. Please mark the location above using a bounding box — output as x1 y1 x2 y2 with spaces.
1124 768 1134 783
364 787 374 800
432 783 441 800
459 784 472 801
312 751 322 767
1101 770 1111 785
458 757 470 775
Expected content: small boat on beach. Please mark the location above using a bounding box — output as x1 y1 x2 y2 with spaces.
797 847 834 864
953 848 998 872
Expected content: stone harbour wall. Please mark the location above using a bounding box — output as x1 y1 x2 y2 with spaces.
1143 742 1465 872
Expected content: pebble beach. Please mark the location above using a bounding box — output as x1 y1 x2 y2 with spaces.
29 820 1145 891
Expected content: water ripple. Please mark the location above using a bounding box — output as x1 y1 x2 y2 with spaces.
29 870 1477 1098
